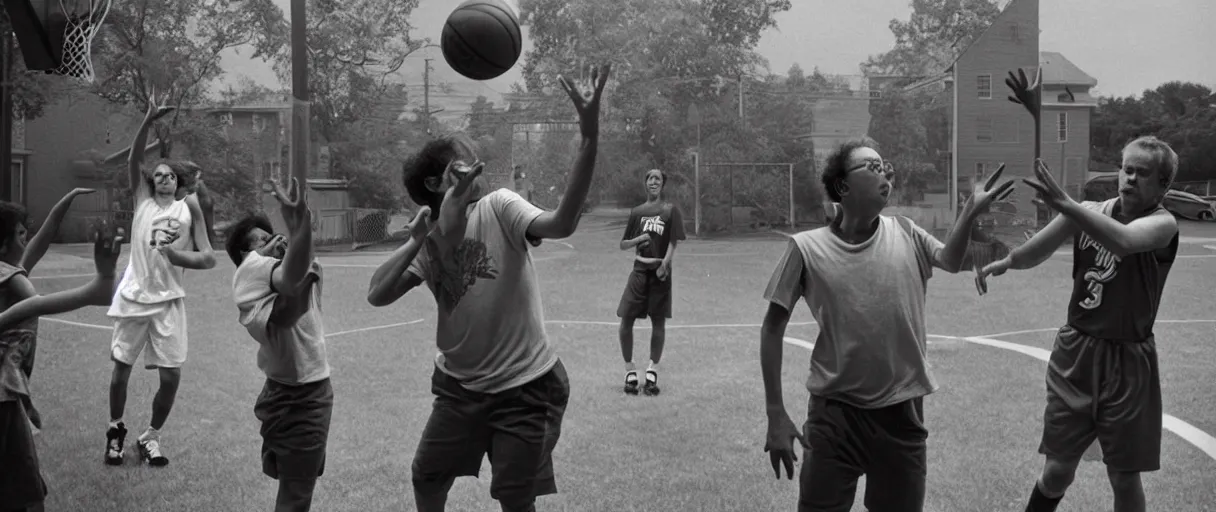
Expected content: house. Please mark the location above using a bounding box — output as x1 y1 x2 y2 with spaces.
18 91 354 243
948 0 1097 226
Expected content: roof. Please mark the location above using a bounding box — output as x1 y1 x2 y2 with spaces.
1038 51 1097 87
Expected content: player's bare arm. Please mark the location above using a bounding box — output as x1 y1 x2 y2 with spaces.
936 164 1016 273
527 64 611 241
268 178 315 298
0 224 125 331
158 194 217 270
1024 159 1177 258
975 214 1078 296
657 241 677 280
128 89 175 203
21 187 96 273
760 301 809 480
367 207 433 307
620 232 651 251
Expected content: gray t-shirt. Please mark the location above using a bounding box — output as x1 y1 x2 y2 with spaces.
233 252 330 386
763 215 945 409
408 188 555 394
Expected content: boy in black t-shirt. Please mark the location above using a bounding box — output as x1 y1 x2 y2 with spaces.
617 169 686 396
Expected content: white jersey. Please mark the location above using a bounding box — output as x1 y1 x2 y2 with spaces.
108 197 194 317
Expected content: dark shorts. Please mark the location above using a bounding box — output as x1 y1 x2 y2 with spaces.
616 269 672 319
412 359 570 508
254 378 334 481
0 401 47 511
1039 325 1162 472
799 396 927 512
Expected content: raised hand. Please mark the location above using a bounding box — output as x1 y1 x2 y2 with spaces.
1021 159 1071 211
92 221 126 278
407 206 434 241
764 409 810 480
1006 67 1042 119
144 86 176 123
968 163 1016 214
270 177 311 233
70 188 97 197
558 64 611 137
435 160 485 249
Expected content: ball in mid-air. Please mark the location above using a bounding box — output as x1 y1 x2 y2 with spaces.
441 0 522 81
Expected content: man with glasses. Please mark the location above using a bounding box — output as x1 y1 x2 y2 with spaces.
757 139 1014 511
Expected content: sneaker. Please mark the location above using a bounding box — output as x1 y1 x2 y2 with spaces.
642 370 661 396
139 438 170 467
105 423 127 465
624 371 639 395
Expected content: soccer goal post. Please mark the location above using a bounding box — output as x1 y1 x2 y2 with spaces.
693 155 796 236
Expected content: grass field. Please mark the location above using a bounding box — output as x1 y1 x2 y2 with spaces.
21 211 1216 512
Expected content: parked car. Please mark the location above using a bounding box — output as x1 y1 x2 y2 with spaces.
1083 175 1216 221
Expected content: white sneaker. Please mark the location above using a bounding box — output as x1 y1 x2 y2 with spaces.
139 437 169 466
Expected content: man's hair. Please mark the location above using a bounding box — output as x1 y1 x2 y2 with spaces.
821 137 879 203
1123 136 1179 188
144 160 199 193
224 213 274 266
0 201 29 253
402 134 478 219
645 168 666 186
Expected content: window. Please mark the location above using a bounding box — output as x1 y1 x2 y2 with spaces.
976 116 994 143
975 162 987 179
869 90 883 99
1057 112 1068 142
1009 23 1021 43
252 114 268 133
9 160 23 204
977 74 992 99
219 112 234 125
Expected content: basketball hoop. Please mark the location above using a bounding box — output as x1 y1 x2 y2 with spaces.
48 0 112 82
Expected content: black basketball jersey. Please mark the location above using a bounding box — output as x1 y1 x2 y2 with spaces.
1067 199 1178 341
622 201 686 270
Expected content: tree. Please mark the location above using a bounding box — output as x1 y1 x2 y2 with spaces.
518 0 796 227
862 0 1002 78
1092 82 1216 183
91 0 285 156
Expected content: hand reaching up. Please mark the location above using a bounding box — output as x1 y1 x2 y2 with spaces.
558 64 611 138
435 160 485 250
270 177 311 234
92 220 126 278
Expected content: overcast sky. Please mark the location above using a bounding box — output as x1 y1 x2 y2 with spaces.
221 0 1216 106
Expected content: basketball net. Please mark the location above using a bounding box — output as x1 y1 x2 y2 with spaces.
51 0 112 82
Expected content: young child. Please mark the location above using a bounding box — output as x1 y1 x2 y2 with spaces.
226 178 329 512
0 192 126 512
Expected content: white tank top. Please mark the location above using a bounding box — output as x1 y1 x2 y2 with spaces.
108 197 194 315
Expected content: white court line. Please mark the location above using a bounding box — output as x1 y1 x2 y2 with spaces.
980 319 1216 341
547 320 817 329
1204 245 1216 252
39 317 427 337
963 335 1216 463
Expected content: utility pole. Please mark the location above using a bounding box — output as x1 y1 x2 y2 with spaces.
1 30 12 202
423 58 431 135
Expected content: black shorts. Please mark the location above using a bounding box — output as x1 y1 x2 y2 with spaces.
254 378 334 481
411 360 570 508
616 269 672 319
1039 325 1162 472
799 396 927 512
0 400 47 511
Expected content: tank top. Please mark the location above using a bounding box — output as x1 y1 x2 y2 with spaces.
1067 199 1178 341
108 196 194 316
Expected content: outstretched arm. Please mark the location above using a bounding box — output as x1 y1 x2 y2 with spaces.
268 178 314 296
22 188 96 273
975 213 1077 296
367 208 431 307
1053 201 1176 258
0 225 124 332
937 165 1016 273
128 94 174 202
528 64 611 240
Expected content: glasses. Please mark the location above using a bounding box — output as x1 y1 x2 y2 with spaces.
153 172 177 182
848 160 895 177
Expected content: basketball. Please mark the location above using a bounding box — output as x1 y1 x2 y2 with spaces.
441 0 522 81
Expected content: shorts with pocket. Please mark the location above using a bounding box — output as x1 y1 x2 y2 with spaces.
254 378 334 481
110 299 188 369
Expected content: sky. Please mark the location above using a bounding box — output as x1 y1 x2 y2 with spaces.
220 0 1216 116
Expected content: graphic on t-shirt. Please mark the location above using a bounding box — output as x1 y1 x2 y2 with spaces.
1076 232 1121 310
432 238 498 310
641 215 665 236
149 217 183 247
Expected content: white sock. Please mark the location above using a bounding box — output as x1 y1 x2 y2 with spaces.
139 427 159 442
648 360 659 373
109 418 123 429
624 361 636 373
